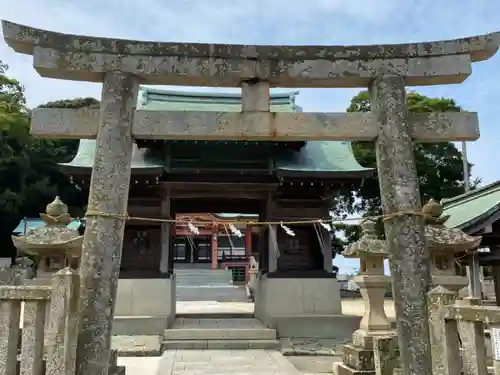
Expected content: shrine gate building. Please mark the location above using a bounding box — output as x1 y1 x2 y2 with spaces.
55 87 372 334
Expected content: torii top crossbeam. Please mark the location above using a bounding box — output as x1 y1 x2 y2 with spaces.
4 21 500 142
3 20 500 87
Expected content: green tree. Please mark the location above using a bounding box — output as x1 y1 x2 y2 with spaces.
0 62 26 128
38 97 100 110
0 62 86 259
335 91 479 246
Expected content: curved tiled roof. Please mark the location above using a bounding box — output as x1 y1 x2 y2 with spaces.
59 139 163 174
442 181 500 230
13 218 82 234
61 88 372 178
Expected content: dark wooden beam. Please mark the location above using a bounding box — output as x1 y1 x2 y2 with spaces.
164 181 279 200
457 252 500 266
171 198 264 215
172 191 269 200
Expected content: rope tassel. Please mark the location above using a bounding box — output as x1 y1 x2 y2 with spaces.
228 223 243 238
188 222 200 235
280 222 295 237
318 219 332 232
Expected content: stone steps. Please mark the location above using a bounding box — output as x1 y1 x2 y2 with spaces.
175 269 234 287
176 312 254 319
174 268 246 301
162 339 280 350
175 286 247 302
162 317 280 350
165 327 276 340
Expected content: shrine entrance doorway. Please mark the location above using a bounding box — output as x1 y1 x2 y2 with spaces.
169 200 262 303
173 235 212 264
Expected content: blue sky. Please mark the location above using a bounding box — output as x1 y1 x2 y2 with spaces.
2 0 499 274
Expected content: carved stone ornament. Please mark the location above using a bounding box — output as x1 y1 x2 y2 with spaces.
11 196 83 258
343 220 388 259
423 199 481 252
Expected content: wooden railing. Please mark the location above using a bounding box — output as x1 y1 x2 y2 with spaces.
0 267 79 375
428 286 500 375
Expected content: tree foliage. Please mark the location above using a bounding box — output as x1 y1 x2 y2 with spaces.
38 97 100 109
331 90 479 250
0 62 86 259
0 62 26 129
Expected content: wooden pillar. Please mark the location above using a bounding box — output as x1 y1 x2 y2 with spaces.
245 225 253 281
323 228 333 273
259 226 269 273
211 227 218 270
268 224 278 272
168 206 175 273
493 266 500 306
159 187 171 275
467 251 482 299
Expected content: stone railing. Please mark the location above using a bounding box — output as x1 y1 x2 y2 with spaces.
428 285 500 375
369 287 500 375
0 267 79 375
0 267 32 286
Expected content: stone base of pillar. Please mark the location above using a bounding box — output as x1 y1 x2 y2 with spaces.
112 275 176 335
254 274 359 338
333 330 398 375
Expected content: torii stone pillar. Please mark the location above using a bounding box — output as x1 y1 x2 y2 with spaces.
370 75 432 375
76 73 138 375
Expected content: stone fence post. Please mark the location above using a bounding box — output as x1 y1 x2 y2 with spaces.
0 291 22 374
456 297 487 375
45 267 80 375
0 285 51 375
427 286 460 375
373 335 400 375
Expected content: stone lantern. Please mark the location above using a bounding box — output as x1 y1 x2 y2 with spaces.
11 197 83 280
422 199 481 294
333 220 394 375
343 219 392 335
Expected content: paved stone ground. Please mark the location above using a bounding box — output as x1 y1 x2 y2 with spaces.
117 357 163 374
280 338 341 356
157 349 302 374
117 355 326 375
112 335 162 356
113 299 397 374
176 301 253 314
176 299 396 317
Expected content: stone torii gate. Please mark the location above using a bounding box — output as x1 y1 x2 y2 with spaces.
3 20 499 375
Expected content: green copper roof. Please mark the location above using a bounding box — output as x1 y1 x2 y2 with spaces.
61 88 372 177
442 181 500 230
59 139 163 174
13 218 82 234
138 88 299 112
275 141 369 176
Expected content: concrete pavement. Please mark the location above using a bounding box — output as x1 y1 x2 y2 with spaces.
113 299 397 374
